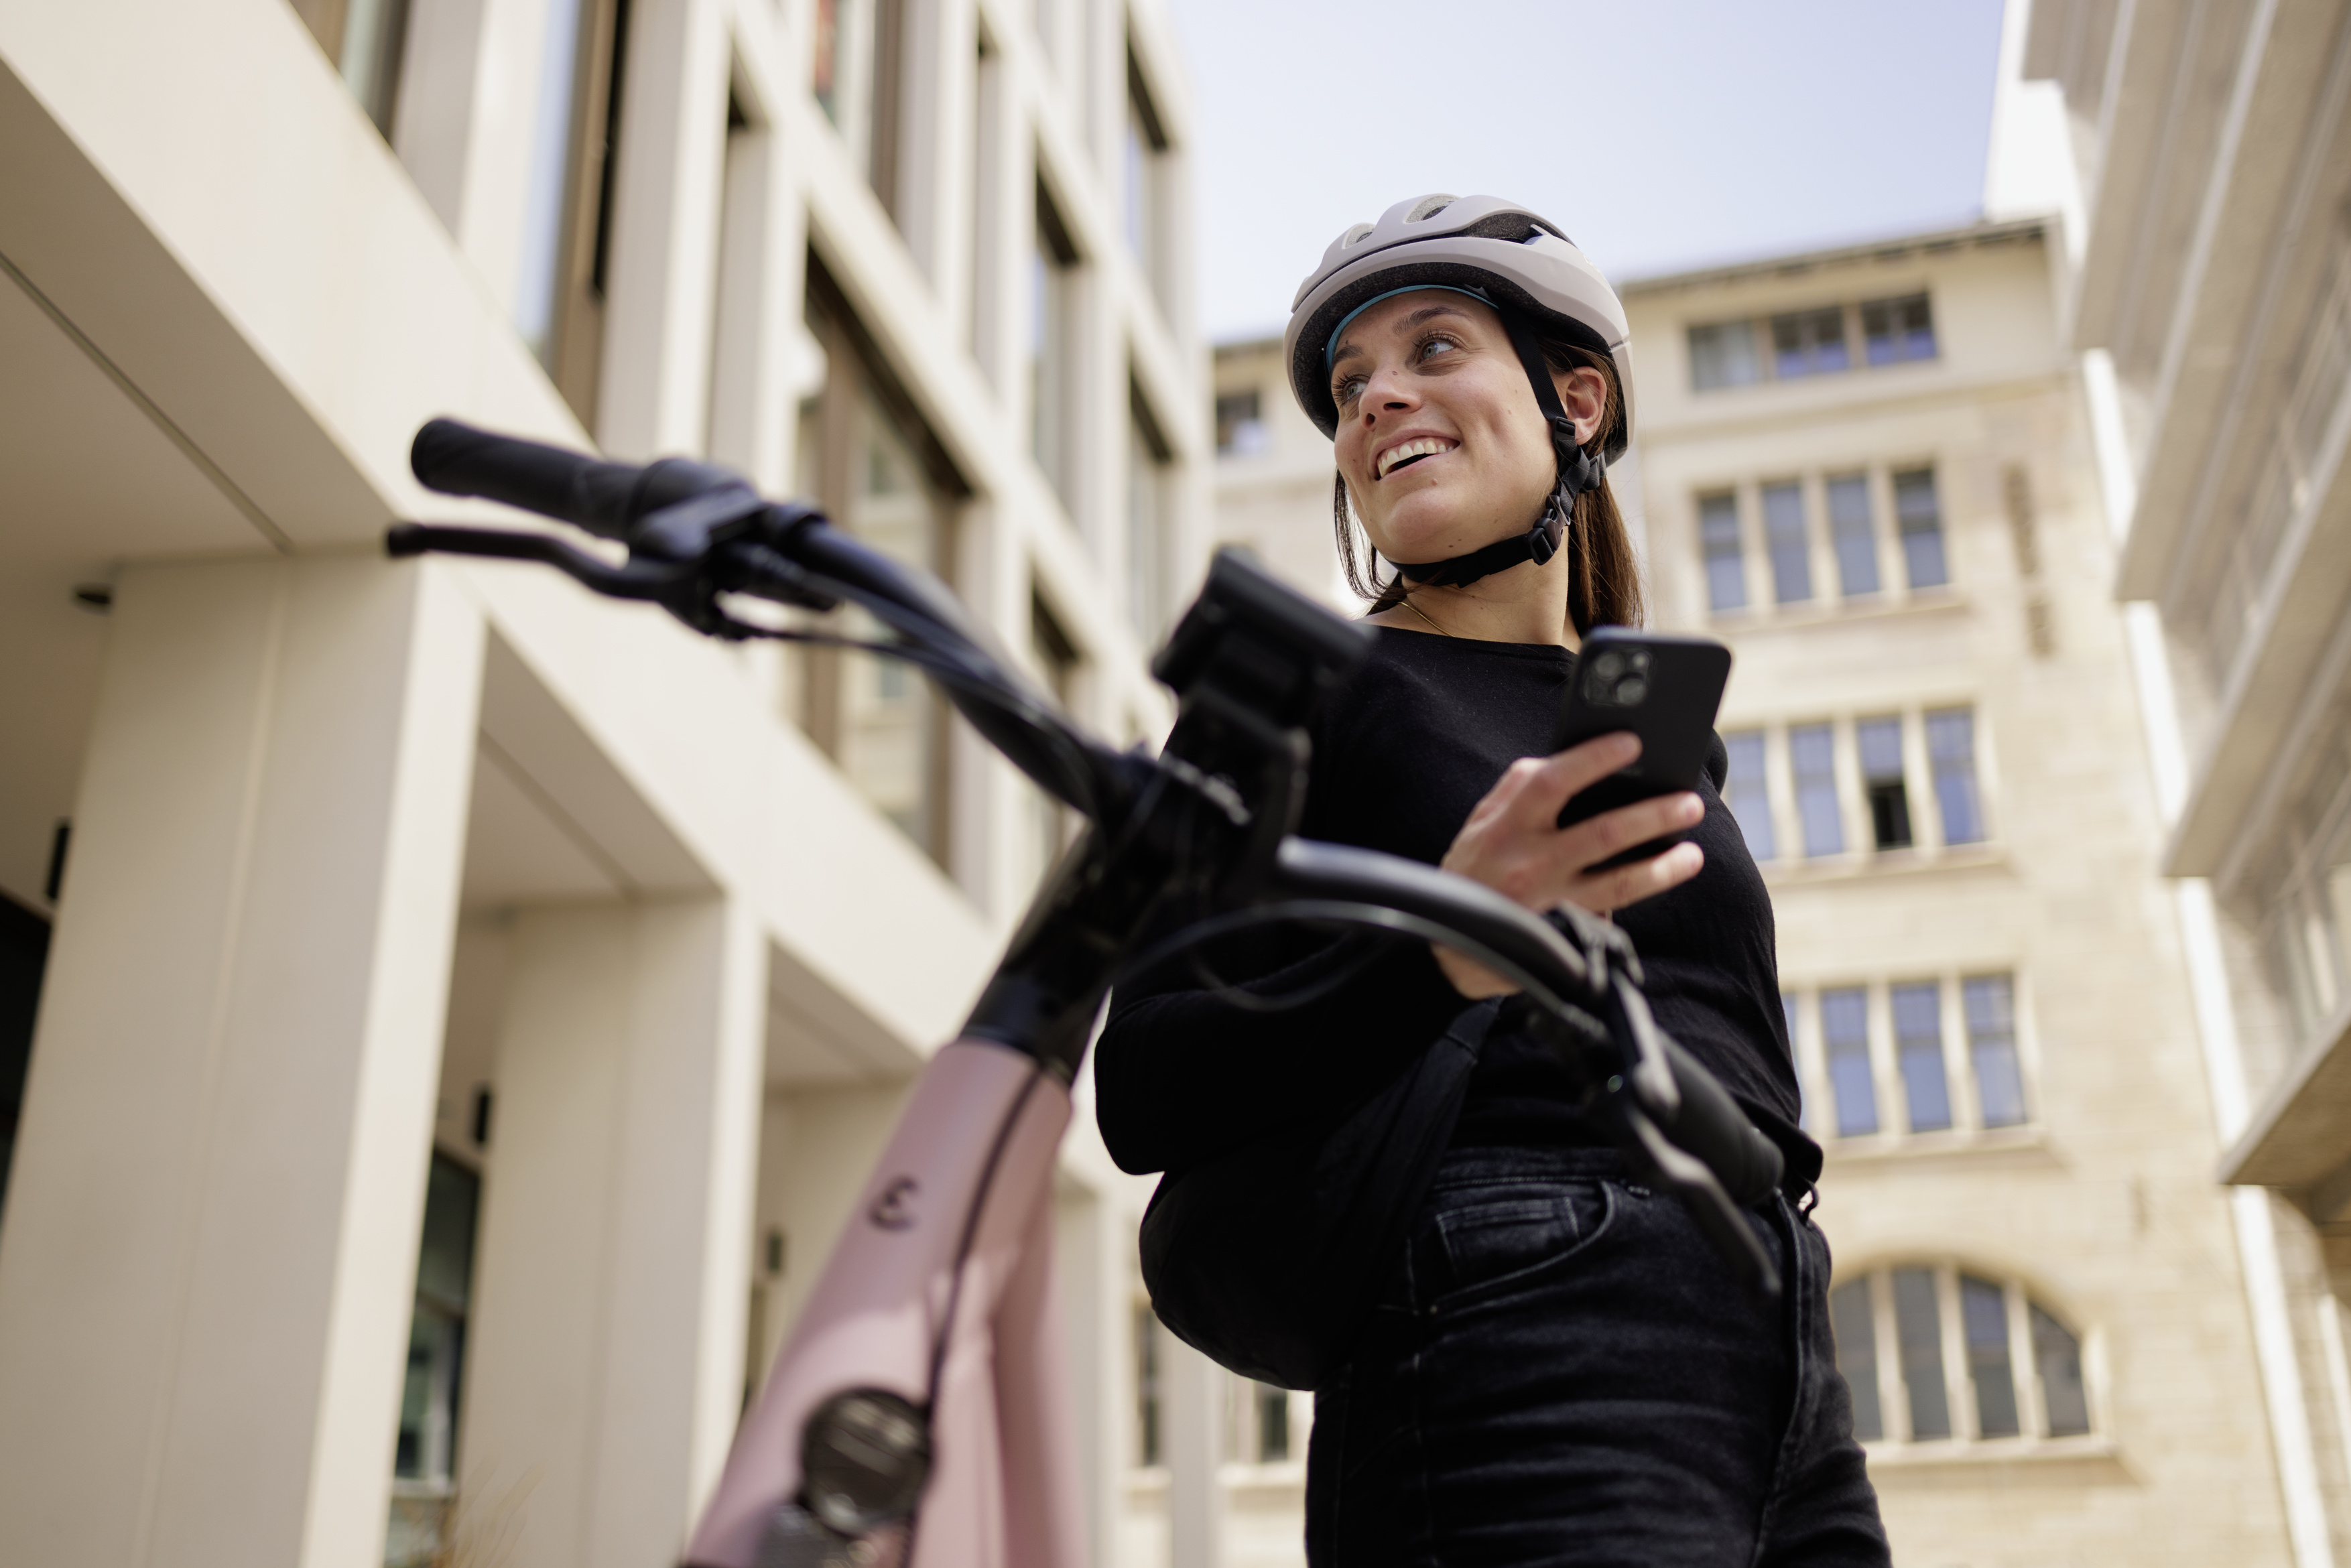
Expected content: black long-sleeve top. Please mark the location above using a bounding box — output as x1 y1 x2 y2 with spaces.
1093 627 1803 1177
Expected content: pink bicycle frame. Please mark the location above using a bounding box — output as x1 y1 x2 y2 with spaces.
684 1039 1088 1568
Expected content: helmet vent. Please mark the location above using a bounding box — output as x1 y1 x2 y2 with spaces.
1403 194 1459 224
1338 222 1375 249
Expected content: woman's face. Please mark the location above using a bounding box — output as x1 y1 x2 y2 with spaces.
1328 291 1605 567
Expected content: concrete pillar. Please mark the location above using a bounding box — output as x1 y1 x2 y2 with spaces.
0 556 485 1567
1164 1329 1226 1568
1056 1177 1137 1568
460 895 766 1568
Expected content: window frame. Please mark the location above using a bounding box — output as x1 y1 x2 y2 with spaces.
1686 289 1937 395
1833 1262 2097 1451
797 257 972 869
1697 489 1749 612
1690 464 1951 627
1787 970 2039 1150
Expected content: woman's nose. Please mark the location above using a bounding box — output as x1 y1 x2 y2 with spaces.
1358 360 1415 417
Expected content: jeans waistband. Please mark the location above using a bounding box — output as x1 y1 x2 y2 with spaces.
1429 1144 1630 1189
1432 1140 1814 1212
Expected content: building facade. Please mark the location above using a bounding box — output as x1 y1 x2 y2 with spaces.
1628 216 2294 1564
2009 0 2351 1561
1208 211 2303 1560
0 1 1221 1565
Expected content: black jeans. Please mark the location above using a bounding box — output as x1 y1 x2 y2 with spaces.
1306 1147 1888 1567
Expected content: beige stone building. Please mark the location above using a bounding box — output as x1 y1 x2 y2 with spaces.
1207 212 2309 1567
0 1 1245 1565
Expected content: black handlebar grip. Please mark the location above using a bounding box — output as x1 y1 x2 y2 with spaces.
1659 1035 1785 1207
411 418 647 538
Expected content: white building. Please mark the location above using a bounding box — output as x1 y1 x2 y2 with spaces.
2007 0 2351 1561
0 1 1220 1564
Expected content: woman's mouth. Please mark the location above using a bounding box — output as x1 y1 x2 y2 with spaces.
1377 438 1458 479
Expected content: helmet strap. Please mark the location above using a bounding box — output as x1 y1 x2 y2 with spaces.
1391 311 1605 613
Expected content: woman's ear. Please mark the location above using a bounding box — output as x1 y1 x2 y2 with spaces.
1552 365 1610 447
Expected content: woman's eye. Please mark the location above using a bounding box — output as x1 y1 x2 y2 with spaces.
1333 374 1365 403
1417 334 1459 363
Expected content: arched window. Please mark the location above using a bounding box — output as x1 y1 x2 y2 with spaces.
1830 1264 2090 1444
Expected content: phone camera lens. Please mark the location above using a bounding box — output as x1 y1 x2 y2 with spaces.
1592 652 1624 682
1615 677 1648 705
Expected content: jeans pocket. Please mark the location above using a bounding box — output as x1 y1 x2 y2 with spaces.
1424 1179 1614 1310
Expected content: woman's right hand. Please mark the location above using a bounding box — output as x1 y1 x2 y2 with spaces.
1432 732 1706 998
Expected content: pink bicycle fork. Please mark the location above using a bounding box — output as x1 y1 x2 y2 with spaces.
684 1039 1089 1568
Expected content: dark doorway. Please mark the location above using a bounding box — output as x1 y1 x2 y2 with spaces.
0 893 52 1223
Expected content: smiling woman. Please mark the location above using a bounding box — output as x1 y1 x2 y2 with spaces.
1097 194 1889 1567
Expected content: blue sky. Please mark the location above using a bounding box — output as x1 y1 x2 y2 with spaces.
1168 0 2008 342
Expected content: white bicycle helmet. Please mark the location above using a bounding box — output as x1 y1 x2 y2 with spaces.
1285 194 1635 457
1283 195 1635 595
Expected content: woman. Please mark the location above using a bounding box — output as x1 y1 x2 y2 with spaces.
1094 196 1887 1565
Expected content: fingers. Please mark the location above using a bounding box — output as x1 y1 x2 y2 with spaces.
1566 840 1705 917
1478 733 1642 833
1555 789 1704 872
1431 941 1517 1000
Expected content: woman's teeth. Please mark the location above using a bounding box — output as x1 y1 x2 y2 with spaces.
1377 438 1456 478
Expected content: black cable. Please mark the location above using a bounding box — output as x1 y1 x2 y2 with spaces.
1113 898 1608 1047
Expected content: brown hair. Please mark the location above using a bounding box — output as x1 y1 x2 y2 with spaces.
1332 334 1643 636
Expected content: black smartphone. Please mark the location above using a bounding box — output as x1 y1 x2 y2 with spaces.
1554 628 1734 868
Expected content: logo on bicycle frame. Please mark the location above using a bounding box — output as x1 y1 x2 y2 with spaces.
869 1175 920 1231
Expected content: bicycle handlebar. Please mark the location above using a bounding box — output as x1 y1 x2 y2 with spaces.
388 417 1787 1297
411 417 745 540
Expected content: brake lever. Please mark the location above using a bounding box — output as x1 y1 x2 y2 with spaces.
387 523 699 598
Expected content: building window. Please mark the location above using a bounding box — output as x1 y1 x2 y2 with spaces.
1029 593 1080 888
1856 716 1911 850
813 0 907 215
1826 472 1879 596
1125 52 1170 306
799 265 967 866
1965 976 2028 1127
2254 765 2351 1051
1925 707 1984 846
1030 182 1080 511
512 0 629 423
1130 392 1171 639
1722 730 1775 861
1791 722 1842 856
1699 491 1746 611
1822 986 1877 1137
1216 389 1268 456
1689 320 1761 390
1771 306 1850 379
1893 981 1951 1131
288 0 415 135
1893 467 1948 588
1692 294 1935 393
1230 1380 1296 1465
1795 972 2030 1142
1832 1266 2091 1444
1862 293 1937 365
386 1153 481 1567
1135 1304 1162 1467
1763 481 1812 604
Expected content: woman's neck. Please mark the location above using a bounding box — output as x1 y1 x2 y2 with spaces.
1367 558 1580 649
